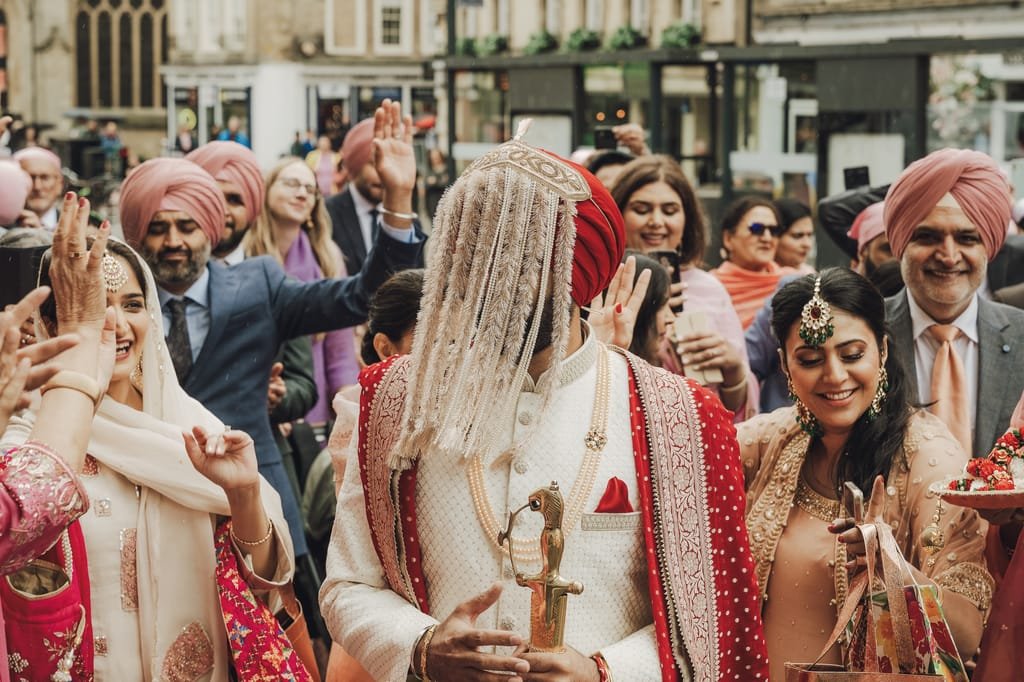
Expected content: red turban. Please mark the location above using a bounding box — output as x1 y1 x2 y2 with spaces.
884 148 1011 261
341 118 375 178
185 141 264 226
847 201 885 254
13 147 62 174
558 156 626 306
0 161 32 226
119 158 225 250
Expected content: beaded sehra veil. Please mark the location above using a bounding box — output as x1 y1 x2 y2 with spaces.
390 122 592 470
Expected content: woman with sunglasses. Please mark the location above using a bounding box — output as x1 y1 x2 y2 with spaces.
243 158 359 431
712 196 797 328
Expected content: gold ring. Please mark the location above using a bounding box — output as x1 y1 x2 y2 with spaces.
68 251 87 260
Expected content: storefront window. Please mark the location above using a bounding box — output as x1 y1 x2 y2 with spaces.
452 70 509 172
581 64 649 148
661 64 716 185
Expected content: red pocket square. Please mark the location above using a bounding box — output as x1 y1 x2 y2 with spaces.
595 476 634 513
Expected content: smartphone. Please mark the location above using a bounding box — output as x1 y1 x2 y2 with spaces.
843 481 865 523
648 249 683 313
843 166 870 191
673 311 724 386
0 245 50 309
594 127 616 150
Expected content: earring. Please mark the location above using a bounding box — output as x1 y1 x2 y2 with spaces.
787 375 822 437
130 354 143 392
866 366 889 422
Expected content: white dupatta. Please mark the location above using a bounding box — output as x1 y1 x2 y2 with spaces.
3 241 292 680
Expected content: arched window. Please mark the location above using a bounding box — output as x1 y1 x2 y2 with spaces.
140 13 153 107
76 11 91 106
97 12 112 107
119 13 133 106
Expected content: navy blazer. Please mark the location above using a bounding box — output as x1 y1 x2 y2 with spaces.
177 230 425 554
885 290 1024 457
325 188 371 275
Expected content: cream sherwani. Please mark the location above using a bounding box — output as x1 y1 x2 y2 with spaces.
320 333 663 681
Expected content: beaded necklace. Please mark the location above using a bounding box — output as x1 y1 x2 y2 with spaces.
466 345 611 564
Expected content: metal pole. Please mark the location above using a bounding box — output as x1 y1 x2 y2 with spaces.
649 62 663 154
721 62 736 209
446 0 457 181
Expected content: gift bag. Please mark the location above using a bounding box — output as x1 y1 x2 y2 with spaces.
845 524 967 682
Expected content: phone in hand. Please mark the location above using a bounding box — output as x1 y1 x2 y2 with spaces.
0 245 50 309
843 481 865 523
673 311 724 386
648 249 682 313
594 127 616 150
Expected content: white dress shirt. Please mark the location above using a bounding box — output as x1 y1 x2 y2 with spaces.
907 291 979 433
349 183 377 253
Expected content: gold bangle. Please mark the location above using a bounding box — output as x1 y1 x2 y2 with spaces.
719 376 748 397
40 370 102 407
419 624 438 682
230 520 274 547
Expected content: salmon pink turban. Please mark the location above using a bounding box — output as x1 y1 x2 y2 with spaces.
341 118 375 178
13 147 62 174
186 142 264 226
0 161 32 226
119 158 225 249
884 148 1011 261
558 156 626 306
847 201 886 254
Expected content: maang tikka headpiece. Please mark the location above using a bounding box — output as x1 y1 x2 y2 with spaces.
102 252 129 292
799 276 834 347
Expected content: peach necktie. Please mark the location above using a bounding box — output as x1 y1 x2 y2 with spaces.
928 324 972 453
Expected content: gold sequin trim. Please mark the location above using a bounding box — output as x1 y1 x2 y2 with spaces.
161 621 214 682
94 636 108 656
119 528 138 611
794 478 841 523
81 455 99 476
934 562 994 613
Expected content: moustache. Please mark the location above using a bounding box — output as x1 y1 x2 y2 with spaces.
158 247 192 259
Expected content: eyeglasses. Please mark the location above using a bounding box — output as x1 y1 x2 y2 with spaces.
276 177 318 195
747 222 783 237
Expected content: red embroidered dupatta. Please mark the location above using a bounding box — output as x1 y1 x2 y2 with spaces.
356 352 769 682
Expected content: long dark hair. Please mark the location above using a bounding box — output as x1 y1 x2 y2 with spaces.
623 251 670 363
360 269 425 365
610 155 707 266
771 267 913 498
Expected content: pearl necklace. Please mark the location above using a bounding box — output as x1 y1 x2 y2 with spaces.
467 345 611 564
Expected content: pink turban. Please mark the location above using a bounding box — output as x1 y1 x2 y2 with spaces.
847 201 885 254
884 148 1011 261
13 147 62 174
119 158 225 249
341 118 375 178
186 141 265 226
0 161 32 225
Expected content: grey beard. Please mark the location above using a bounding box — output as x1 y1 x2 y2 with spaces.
143 242 211 290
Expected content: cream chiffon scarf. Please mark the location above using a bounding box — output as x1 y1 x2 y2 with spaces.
3 241 291 681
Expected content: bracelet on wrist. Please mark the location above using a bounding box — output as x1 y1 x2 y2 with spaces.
592 652 611 682
40 370 102 408
417 624 438 682
230 520 274 547
718 375 748 396
379 206 418 221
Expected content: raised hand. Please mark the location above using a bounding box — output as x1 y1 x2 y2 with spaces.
830 475 887 561
676 328 744 385
423 583 530 682
182 426 260 494
50 194 110 333
588 257 651 350
372 98 417 197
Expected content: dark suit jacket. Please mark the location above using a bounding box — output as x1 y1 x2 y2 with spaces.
177 231 424 553
885 290 1024 456
325 188 372 275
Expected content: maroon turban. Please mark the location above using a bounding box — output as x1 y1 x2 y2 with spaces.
119 158 225 249
186 141 264 226
884 148 1011 261
559 156 626 307
0 161 32 226
341 118 375 178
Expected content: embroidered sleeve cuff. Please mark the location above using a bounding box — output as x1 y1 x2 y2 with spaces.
934 562 994 613
230 521 294 590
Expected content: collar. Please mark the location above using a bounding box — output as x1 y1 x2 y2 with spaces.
158 265 211 309
349 183 377 215
520 322 598 393
907 290 979 343
220 244 245 266
40 205 59 230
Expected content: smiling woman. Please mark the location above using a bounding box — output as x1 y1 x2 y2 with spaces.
738 267 992 681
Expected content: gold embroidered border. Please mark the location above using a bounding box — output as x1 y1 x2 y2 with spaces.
934 562 994 613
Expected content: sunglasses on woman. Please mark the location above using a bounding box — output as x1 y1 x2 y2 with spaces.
747 222 784 237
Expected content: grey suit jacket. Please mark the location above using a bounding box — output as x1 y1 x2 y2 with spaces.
886 290 1024 456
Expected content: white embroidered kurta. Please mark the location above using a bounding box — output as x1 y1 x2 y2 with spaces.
321 334 663 681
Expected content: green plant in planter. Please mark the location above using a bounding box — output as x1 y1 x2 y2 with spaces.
524 30 558 55
455 36 477 57
607 25 646 50
661 21 700 49
477 33 509 56
566 28 601 52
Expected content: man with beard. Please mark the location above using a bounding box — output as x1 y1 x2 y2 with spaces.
117 101 424 556
13 147 64 229
846 201 894 279
320 131 768 681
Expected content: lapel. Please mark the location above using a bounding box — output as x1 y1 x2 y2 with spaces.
190 261 240 378
336 191 368 272
885 290 919 401
975 298 1014 455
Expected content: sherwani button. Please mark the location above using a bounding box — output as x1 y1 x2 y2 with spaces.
518 412 533 426
514 460 529 474
500 616 516 630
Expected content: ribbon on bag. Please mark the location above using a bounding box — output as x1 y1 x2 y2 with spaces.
785 520 965 681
